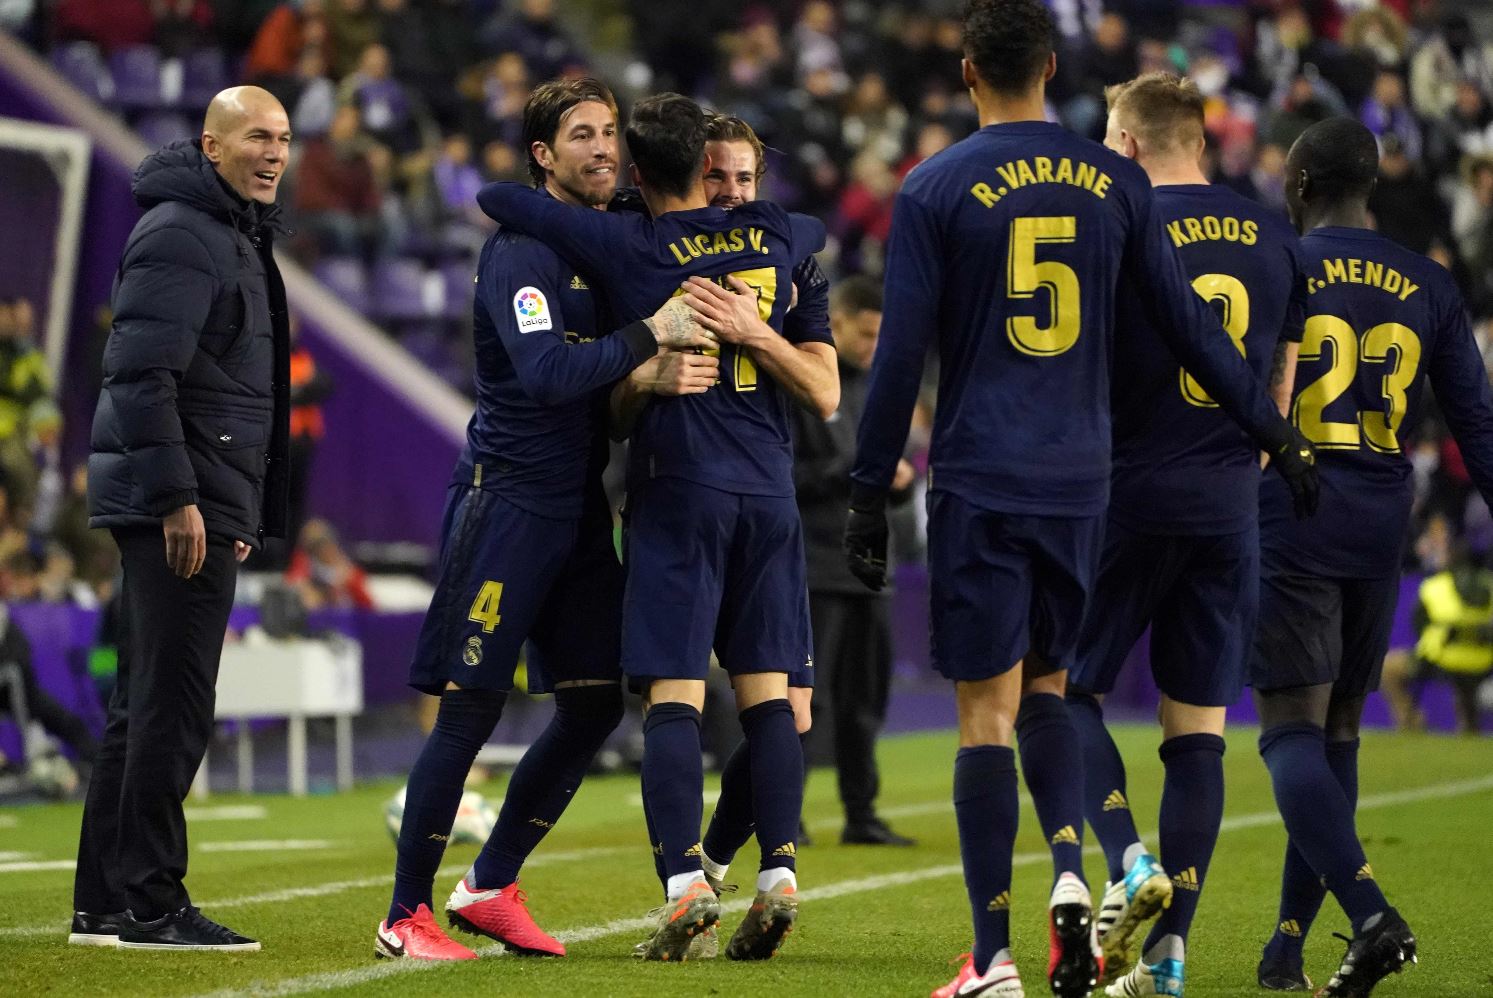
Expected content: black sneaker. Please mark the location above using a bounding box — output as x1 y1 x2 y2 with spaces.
840 817 916 847
1257 950 1312 991
68 910 130 947
1317 909 1417 997
118 906 261 951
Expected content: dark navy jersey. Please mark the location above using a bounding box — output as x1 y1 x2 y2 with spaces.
477 182 827 496
784 254 832 347
851 121 1286 517
1109 184 1308 535
1262 227 1493 577
455 227 655 520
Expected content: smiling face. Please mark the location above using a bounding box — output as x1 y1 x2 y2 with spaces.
534 98 618 207
202 88 293 205
703 139 759 208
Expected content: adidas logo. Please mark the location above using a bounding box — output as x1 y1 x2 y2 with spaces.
986 891 1011 912
684 842 703 858
1171 867 1201 892
1050 825 1079 846
528 817 555 829
772 842 797 857
1102 790 1129 812
569 274 589 290
1355 863 1374 881
652 842 663 856
1279 919 1302 938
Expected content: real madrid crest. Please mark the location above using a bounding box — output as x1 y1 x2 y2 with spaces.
463 636 483 667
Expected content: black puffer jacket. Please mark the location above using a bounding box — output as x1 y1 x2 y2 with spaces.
88 141 291 547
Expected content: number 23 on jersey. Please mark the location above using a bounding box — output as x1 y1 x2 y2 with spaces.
1293 315 1422 454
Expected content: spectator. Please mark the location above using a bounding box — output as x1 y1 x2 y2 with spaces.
289 46 338 138
52 464 119 601
149 0 214 58
790 1 846 93
325 0 379 78
1452 154 1493 317
479 0 585 82
1360 70 1422 161
376 0 469 128
840 72 908 167
286 318 332 551
0 296 52 445
53 0 156 53
244 0 326 85
336 42 423 155
1369 134 1449 255
293 104 385 257
458 52 529 151
285 518 374 610
1409 12 1493 123
793 274 915 845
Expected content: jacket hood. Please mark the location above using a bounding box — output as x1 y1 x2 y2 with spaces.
132 140 284 231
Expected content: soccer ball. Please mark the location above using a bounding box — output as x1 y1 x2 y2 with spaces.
383 785 498 846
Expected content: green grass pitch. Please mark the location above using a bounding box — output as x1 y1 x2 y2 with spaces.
2 725 1491 996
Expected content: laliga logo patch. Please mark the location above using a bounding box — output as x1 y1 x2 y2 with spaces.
513 286 552 332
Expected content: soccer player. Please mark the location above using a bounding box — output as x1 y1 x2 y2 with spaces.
374 79 713 962
1063 74 1308 998
1253 117 1493 996
477 92 835 962
843 4 1317 997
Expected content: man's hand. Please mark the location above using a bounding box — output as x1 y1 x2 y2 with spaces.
1263 425 1319 518
234 541 251 563
843 485 890 592
892 458 916 492
680 275 774 348
632 350 720 396
163 504 207 579
644 298 717 351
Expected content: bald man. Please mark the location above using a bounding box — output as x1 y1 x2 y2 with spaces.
74 87 293 951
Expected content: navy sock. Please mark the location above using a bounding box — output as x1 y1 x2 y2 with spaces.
1017 693 1087 884
1267 737 1360 957
471 685 623 889
641 702 705 879
1145 733 1226 950
1260 725 1386 932
640 768 667 897
1069 692 1141 882
955 745 1018 974
389 688 504 925
741 699 803 873
703 738 753 866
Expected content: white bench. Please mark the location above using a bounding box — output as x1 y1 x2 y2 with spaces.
193 636 364 798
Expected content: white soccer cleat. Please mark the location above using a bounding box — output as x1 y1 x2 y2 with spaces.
1099 854 1172 982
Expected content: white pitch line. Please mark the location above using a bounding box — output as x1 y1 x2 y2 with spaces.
198 840 338 853
189 771 1493 998
0 860 75 874
184 805 270 822
0 851 34 862
0 814 18 828
0 847 631 938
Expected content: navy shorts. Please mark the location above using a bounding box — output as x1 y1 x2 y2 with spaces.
927 490 1103 682
1069 522 1259 707
1249 570 1399 697
621 477 813 686
408 485 623 695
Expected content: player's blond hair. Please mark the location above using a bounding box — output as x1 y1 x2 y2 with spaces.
704 112 768 184
1105 72 1206 158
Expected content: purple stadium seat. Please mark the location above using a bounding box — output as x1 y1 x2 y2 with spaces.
313 257 371 315
180 48 228 110
109 45 166 110
441 261 475 321
50 42 113 104
371 258 439 322
134 112 194 149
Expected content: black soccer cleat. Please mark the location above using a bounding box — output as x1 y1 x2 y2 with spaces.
1315 909 1417 997
1257 950 1312 991
117 905 261 951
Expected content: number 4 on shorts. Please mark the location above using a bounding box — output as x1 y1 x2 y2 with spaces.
468 581 505 632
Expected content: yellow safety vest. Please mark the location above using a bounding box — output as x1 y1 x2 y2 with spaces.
1416 571 1493 675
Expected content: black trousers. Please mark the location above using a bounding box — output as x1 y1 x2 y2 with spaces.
73 527 237 919
805 592 893 823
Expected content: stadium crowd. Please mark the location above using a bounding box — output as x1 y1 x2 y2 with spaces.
8 0 1493 571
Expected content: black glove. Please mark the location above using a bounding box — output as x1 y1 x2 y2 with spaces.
844 483 890 592
1260 421 1319 518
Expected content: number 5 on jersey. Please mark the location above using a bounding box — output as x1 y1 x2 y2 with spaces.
468 581 505 632
1007 216 1080 356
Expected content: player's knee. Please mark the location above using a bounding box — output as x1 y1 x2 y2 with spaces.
553 682 624 737
1324 692 1366 742
1065 688 1102 721
788 687 813 734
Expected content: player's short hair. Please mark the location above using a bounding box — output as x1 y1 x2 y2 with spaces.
626 92 707 199
962 0 1055 96
1288 116 1380 202
1105 73 1205 157
831 274 884 316
522 77 618 186
704 112 767 183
